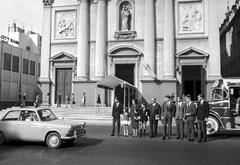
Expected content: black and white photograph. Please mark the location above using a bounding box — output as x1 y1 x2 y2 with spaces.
0 0 240 164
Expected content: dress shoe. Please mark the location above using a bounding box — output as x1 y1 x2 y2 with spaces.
150 135 154 138
176 137 180 140
162 137 166 140
110 134 114 136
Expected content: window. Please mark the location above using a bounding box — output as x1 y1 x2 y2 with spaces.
20 110 39 121
12 56 19 73
38 109 56 121
3 53 11 71
23 58 29 74
30 61 35 76
3 110 20 121
26 46 30 51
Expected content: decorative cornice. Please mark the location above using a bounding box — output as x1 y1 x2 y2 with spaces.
43 0 54 6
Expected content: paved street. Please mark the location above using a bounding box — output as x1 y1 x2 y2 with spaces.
1 125 240 165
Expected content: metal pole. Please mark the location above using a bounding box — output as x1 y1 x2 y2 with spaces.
123 83 126 110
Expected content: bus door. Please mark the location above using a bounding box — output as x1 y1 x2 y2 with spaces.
229 87 240 128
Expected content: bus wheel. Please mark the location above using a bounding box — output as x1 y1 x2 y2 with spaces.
206 116 219 135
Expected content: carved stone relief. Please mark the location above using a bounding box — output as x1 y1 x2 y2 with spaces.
55 10 76 39
178 2 204 33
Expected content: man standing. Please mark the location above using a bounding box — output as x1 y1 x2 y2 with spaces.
184 94 196 141
111 97 123 136
175 97 185 140
196 94 209 143
149 98 161 138
162 95 175 140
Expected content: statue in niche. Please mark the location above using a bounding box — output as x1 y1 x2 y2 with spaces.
120 3 131 31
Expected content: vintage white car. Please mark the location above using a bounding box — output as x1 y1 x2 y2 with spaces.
0 107 86 149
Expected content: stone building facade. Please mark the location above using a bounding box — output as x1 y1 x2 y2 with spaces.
39 0 221 106
220 0 240 78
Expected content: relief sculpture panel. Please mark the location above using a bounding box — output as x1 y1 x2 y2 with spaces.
55 10 76 39
178 2 204 34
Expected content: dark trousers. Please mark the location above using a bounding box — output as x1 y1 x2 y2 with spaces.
176 118 184 139
197 120 207 142
150 118 158 137
163 116 172 138
112 117 120 136
186 120 195 140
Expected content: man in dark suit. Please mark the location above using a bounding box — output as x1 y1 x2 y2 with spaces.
149 98 161 138
162 95 175 140
184 94 196 141
175 97 185 140
196 94 209 143
111 97 123 136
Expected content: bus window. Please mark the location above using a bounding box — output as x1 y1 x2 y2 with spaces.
212 89 223 101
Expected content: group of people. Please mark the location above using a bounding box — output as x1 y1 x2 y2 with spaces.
18 92 40 108
111 93 209 143
57 93 76 108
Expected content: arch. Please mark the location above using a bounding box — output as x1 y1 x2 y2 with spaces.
108 45 142 57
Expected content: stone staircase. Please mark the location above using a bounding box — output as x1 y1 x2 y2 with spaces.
51 106 112 125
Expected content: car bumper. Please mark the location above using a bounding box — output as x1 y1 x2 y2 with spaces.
61 128 87 140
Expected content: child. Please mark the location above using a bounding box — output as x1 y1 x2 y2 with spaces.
139 103 149 137
130 99 140 137
121 108 130 137
131 108 140 137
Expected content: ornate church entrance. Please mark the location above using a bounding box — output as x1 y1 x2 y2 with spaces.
115 64 135 106
182 65 204 101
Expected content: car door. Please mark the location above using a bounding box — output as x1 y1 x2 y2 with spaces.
17 110 44 141
0 110 21 140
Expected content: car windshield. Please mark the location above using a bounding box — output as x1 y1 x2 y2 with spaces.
37 109 57 121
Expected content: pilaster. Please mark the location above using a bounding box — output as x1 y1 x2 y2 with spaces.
77 0 90 80
95 0 107 79
163 0 175 79
144 0 156 77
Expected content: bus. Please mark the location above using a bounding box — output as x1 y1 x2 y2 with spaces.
207 78 240 135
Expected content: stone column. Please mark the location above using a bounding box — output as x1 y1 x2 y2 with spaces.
163 0 175 79
40 0 54 81
39 0 54 105
95 0 107 78
77 0 89 80
144 0 156 77
208 0 221 79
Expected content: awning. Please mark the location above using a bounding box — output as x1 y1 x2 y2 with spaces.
97 75 135 90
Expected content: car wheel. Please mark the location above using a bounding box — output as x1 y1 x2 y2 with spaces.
0 132 5 145
206 116 219 135
46 132 62 149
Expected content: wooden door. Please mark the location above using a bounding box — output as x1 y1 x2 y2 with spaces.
55 68 72 104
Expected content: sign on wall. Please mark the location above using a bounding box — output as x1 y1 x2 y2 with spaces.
54 10 76 39
178 2 204 34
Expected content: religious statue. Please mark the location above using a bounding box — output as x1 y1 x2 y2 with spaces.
121 5 131 31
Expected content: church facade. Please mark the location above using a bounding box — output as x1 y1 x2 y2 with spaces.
39 0 221 106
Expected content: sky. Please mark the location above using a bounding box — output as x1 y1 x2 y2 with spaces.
0 0 236 36
0 0 43 36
